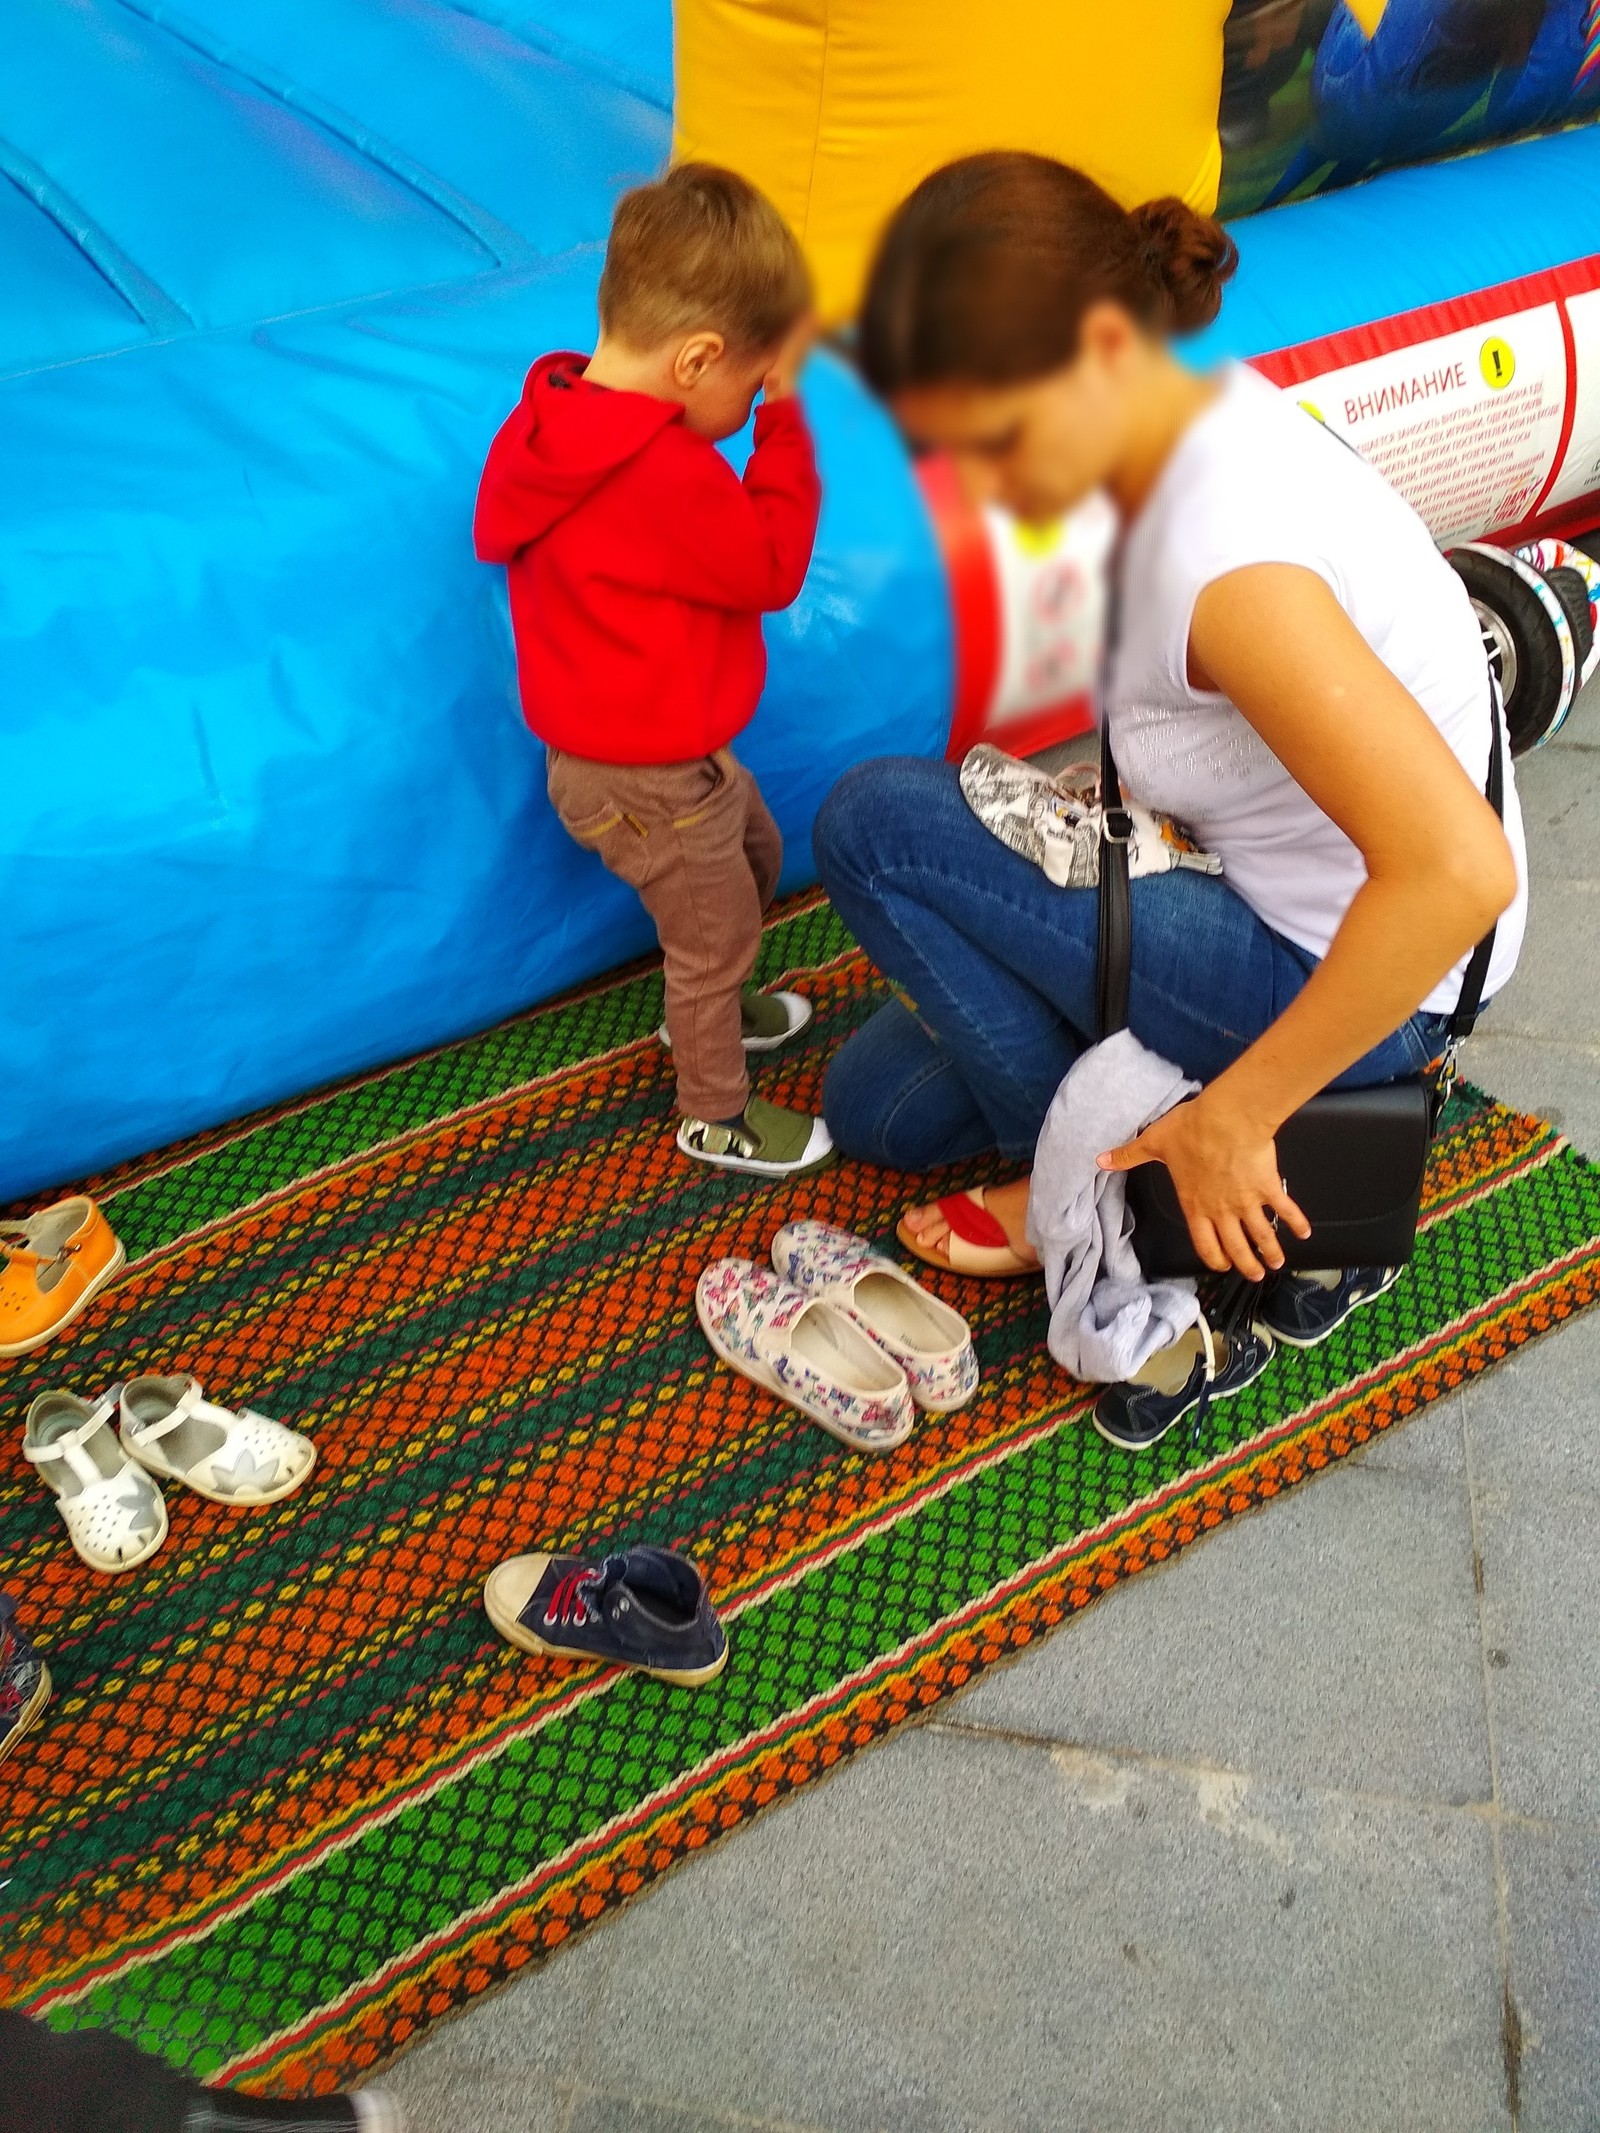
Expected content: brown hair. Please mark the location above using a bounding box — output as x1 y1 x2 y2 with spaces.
598 161 812 354
858 152 1237 395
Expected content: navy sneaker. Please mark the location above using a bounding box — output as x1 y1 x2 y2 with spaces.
0 1592 50 1767
1093 1319 1276 1453
1255 1265 1403 1350
484 1545 728 1688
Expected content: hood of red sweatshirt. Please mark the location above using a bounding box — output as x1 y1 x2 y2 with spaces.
474 352 684 563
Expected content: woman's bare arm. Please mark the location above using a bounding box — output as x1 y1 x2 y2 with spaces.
1100 562 1517 1280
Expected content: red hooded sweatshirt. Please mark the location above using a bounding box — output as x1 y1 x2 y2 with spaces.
474 352 821 764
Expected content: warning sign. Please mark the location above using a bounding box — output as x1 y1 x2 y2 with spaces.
1480 337 1516 390
1256 304 1569 545
1248 254 1600 544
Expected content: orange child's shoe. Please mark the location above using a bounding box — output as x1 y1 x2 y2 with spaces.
0 1196 126 1358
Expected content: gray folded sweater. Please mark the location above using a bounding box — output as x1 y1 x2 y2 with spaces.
1025 1029 1201 1384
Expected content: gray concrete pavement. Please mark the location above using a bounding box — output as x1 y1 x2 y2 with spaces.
385 690 1600 2133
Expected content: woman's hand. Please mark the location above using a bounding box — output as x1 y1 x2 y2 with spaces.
1098 1090 1311 1281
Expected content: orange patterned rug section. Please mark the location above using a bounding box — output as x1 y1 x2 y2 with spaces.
2 894 1596 2092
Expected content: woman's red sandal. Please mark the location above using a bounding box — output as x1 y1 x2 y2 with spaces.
895 1186 1040 1280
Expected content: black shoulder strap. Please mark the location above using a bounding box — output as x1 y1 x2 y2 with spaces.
1097 715 1133 1039
1445 674 1506 1041
1095 549 1132 1039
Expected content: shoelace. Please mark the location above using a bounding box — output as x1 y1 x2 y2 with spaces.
543 1563 606 1629
1185 1273 1270 1447
0 1626 23 1720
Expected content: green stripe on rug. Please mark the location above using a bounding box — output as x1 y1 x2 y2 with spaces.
43 1154 1600 2079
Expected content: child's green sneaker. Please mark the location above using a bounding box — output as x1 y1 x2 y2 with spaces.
677 1094 833 1178
658 986 813 1055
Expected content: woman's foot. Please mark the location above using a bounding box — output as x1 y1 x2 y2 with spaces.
897 1178 1040 1278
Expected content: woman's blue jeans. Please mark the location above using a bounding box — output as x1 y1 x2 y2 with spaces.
813 756 1450 1171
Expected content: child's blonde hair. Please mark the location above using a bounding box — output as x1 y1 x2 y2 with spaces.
598 162 811 355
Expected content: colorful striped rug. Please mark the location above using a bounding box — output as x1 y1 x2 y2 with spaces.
3 893 1598 2095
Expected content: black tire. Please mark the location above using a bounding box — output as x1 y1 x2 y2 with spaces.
1546 565 1594 677
1445 546 1566 755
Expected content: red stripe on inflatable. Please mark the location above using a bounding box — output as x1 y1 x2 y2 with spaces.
1249 255 1600 391
1528 293 1582 525
915 454 1003 760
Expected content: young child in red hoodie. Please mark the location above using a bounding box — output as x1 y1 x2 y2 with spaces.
475 163 829 1178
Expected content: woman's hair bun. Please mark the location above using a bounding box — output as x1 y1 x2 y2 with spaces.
1128 196 1238 334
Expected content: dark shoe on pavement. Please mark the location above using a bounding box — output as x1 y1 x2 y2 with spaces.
483 1545 728 1687
183 2091 402 2130
0 1592 50 1767
1255 1265 1403 1349
1093 1319 1276 1453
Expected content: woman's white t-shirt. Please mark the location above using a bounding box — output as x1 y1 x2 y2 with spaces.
1106 363 1527 1015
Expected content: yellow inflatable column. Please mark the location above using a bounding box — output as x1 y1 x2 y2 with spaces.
674 0 1232 322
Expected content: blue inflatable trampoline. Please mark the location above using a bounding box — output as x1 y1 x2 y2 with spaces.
0 0 950 1199
5 0 1600 1201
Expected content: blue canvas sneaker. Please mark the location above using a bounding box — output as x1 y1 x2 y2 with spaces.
484 1545 728 1687
1255 1265 1404 1349
0 1592 51 1767
1093 1318 1276 1453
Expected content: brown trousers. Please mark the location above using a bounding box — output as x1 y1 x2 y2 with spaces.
546 746 783 1121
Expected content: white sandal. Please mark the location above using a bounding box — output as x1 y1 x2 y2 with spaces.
24 1390 168 1574
771 1221 979 1412
119 1374 316 1505
695 1259 916 1452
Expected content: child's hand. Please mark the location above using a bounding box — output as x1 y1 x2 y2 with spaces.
763 314 818 402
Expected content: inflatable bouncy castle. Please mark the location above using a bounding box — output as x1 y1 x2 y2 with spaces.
3 0 1599 1198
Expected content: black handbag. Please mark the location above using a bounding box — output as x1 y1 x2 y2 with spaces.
1096 594 1505 1282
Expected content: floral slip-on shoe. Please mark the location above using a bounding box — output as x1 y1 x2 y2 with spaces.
0 1195 125 1357
483 1545 728 1687
120 1375 317 1506
770 1221 979 1412
696 1259 916 1452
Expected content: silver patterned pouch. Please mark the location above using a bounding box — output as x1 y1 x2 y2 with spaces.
958 744 1221 888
